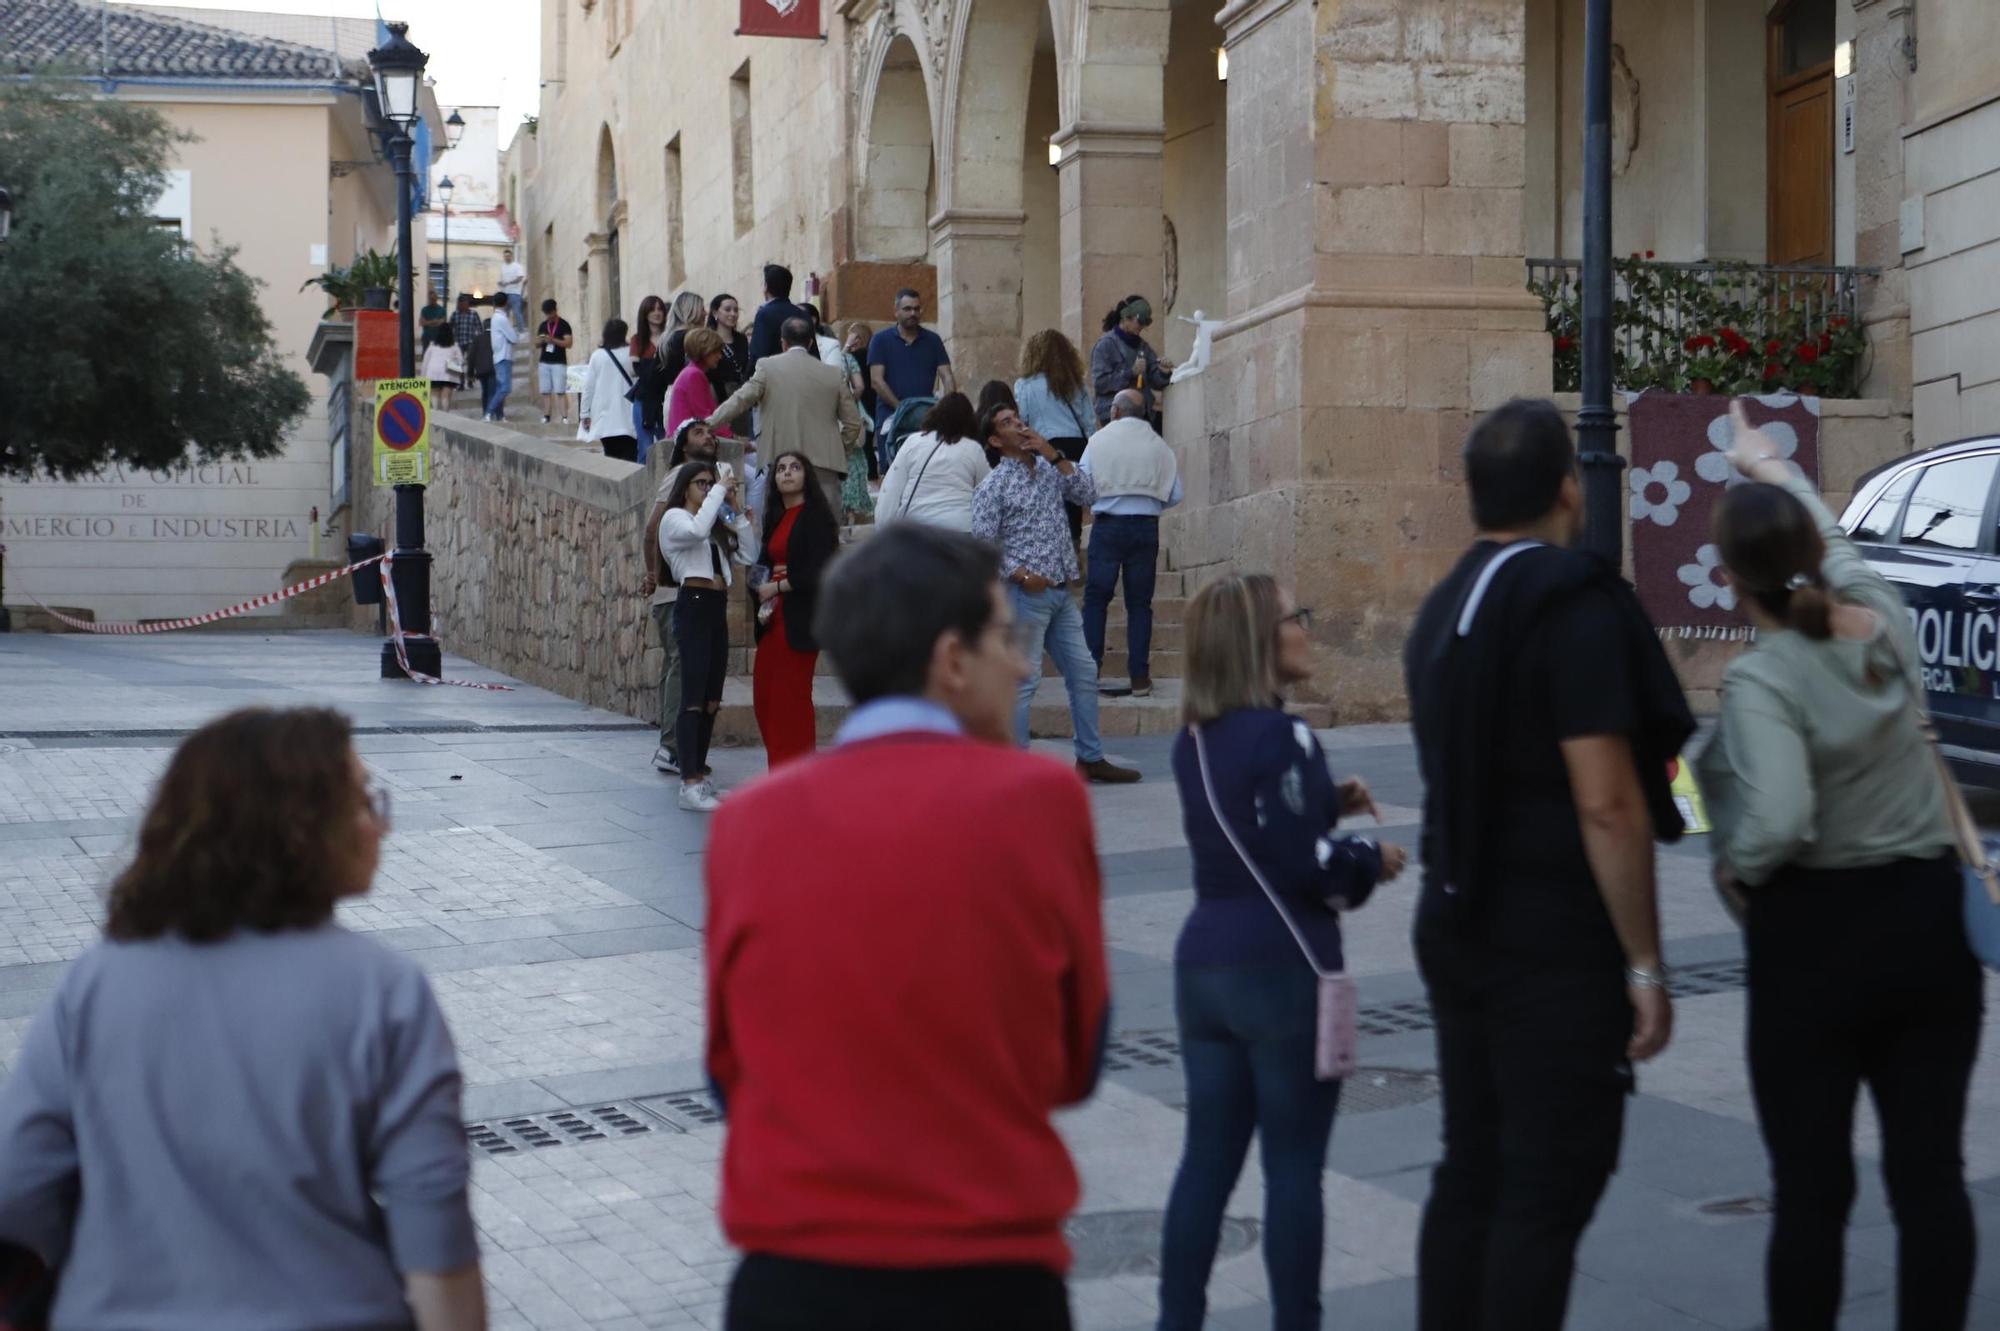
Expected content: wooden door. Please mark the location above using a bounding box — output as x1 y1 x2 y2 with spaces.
1767 0 1835 265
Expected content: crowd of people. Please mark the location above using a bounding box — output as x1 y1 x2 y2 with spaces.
0 396 1981 1331
2 223 1978 1327
606 263 1186 804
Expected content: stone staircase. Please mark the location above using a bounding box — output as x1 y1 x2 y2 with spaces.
710 553 1196 746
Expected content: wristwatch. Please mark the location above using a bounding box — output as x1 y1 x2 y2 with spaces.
1625 964 1671 992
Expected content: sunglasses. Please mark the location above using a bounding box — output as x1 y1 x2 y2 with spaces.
1278 607 1313 630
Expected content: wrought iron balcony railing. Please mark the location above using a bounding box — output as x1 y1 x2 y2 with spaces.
1525 257 1877 398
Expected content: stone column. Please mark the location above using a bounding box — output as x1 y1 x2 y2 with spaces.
1168 0 1545 719
582 231 613 339
929 207 1027 391
1053 122 1166 350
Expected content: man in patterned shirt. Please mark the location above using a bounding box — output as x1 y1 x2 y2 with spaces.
448 294 484 394
972 404 1142 784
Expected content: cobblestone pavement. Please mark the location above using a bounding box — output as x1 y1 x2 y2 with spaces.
1 628 1997 1329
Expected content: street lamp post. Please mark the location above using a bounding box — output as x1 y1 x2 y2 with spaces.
1576 0 1625 567
0 185 12 633
367 21 442 679
438 175 453 308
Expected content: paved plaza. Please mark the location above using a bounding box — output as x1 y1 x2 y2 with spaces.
1 627 1997 1330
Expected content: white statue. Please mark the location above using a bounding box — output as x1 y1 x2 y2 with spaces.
1170 310 1223 383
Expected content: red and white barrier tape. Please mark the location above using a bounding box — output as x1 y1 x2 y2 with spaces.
8 545 513 691
17 552 386 636
377 550 512 690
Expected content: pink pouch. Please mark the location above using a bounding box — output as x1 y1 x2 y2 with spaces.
1316 973 1359 1082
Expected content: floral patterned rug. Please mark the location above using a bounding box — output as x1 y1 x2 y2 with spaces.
1627 392 1822 637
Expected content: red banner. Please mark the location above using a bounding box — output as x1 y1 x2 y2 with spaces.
354 309 400 381
738 0 819 39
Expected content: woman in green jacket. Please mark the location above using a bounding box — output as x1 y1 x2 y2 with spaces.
1696 401 1980 1331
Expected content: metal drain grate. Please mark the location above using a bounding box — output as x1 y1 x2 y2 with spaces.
1342 1067 1443 1113
633 1090 726 1130
1356 1000 1437 1038
1103 1032 1181 1072
465 1102 672 1156
1065 1209 1258 1279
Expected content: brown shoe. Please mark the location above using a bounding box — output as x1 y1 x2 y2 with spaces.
1130 676 1153 697
1077 758 1141 784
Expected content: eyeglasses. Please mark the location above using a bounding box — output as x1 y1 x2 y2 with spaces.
690 477 715 489
1278 607 1313 630
365 781 392 831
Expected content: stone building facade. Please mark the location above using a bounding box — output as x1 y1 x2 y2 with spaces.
513 0 1991 718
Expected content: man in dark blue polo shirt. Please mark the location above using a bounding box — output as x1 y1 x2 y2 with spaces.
867 288 956 436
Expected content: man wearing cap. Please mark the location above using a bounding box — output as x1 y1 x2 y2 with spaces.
640 420 722 775
1090 296 1175 428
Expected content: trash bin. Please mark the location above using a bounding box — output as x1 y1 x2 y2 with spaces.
347 533 385 605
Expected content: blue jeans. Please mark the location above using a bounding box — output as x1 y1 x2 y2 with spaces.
1083 514 1159 681
1009 583 1102 763
633 400 663 463
1158 963 1343 1331
505 292 526 326
490 356 513 419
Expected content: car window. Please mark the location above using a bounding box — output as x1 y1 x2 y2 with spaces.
1898 455 1998 552
1850 468 1918 543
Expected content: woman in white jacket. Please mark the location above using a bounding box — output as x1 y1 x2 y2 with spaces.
658 460 758 812
874 392 991 532
580 318 640 462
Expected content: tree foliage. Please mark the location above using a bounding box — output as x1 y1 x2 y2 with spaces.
0 78 311 480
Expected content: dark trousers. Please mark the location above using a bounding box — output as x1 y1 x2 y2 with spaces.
1159 963 1342 1331
1049 436 1087 545
726 1253 1071 1331
672 587 729 778
1082 514 1159 682
476 372 497 416
1415 930 1632 1331
1747 856 1983 1331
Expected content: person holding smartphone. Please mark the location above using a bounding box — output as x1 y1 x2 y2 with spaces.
659 460 758 812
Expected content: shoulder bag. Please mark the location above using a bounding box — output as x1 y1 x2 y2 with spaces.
897 438 949 519
1888 637 2000 966
1190 724 1357 1080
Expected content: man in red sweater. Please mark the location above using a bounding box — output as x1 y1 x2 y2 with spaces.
706 523 1111 1331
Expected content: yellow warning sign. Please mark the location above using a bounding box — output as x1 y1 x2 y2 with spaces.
372 378 432 486
1668 755 1711 835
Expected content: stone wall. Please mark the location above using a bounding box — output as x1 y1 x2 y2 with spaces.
344 413 729 721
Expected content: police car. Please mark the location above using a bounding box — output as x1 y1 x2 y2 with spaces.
1839 437 2000 785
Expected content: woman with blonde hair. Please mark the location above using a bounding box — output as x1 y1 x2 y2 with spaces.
0 707 484 1331
1695 402 1983 1331
666 326 734 448
1156 574 1406 1331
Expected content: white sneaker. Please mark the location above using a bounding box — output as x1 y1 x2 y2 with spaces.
677 782 722 812
651 745 679 774
541 414 551 424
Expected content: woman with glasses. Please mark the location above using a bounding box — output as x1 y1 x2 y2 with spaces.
0 707 484 1331
1156 576 1407 1331
660 461 759 812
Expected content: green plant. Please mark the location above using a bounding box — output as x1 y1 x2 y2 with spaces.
0 77 309 479
299 247 399 314
1530 257 1870 398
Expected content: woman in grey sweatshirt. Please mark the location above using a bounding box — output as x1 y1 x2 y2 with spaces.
1696 402 1977 1331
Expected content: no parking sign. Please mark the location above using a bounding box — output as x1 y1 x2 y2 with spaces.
373 378 432 486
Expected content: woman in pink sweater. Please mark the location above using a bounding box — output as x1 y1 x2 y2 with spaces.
666 327 734 447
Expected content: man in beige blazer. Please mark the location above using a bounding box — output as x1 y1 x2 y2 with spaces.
707 315 862 512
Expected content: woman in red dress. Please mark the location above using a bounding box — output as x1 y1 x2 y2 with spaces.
752 452 839 768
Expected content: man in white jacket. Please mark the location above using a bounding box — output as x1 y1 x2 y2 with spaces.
1078 389 1182 698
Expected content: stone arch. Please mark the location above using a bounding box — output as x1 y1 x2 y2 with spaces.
856 31 936 261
